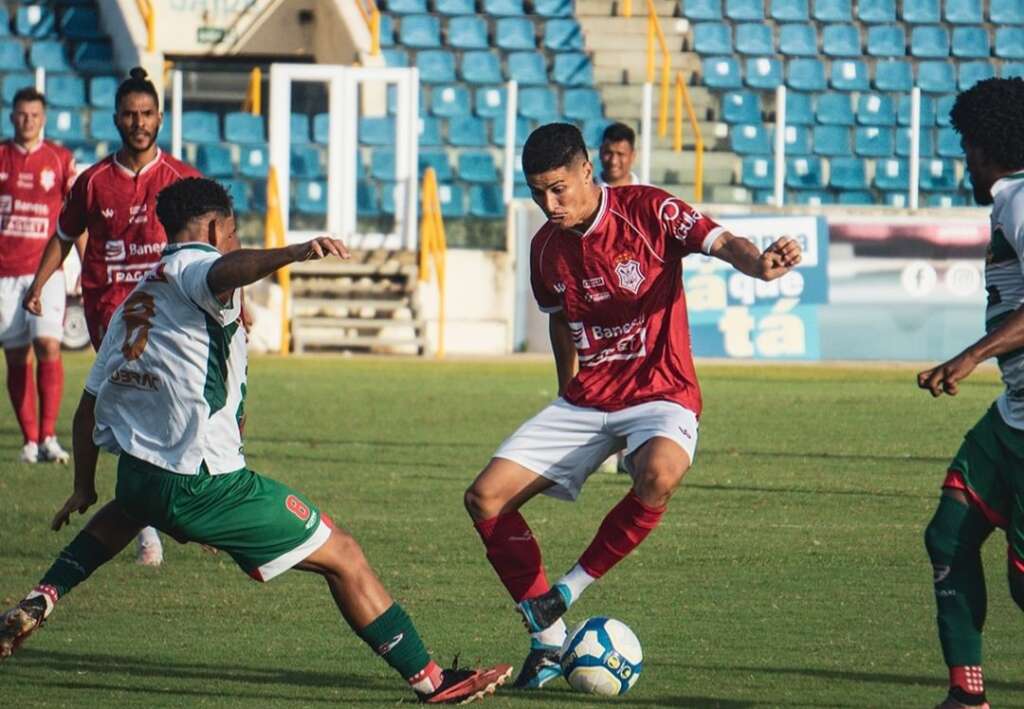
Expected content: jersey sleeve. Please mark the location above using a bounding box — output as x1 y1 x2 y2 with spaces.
653 192 726 256
178 251 241 325
57 168 89 242
63 151 77 195
530 232 563 313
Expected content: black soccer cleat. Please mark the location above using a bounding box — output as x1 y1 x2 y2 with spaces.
511 641 563 689
516 584 571 633
0 596 48 659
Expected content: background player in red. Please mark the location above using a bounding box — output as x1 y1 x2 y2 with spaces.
0 88 76 464
24 67 201 567
464 123 802 689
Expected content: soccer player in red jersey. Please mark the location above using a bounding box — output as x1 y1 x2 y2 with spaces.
24 67 200 567
464 123 802 688
0 88 76 465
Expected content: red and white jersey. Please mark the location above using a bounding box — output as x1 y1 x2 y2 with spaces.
57 149 200 292
530 185 726 415
0 140 75 277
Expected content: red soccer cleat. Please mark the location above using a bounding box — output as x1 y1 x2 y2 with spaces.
417 662 513 704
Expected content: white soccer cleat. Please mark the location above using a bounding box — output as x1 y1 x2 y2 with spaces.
38 437 70 464
136 529 164 567
18 442 38 464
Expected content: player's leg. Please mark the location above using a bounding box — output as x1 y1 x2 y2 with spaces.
1 501 141 658
30 271 68 463
4 344 38 462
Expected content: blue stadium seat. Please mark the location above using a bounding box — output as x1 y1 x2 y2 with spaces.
785 125 812 154
951 26 989 58
1003 62 1024 79
89 76 117 108
482 0 525 15
896 93 936 125
838 191 875 205
695 22 732 54
372 148 396 180
418 149 454 181
926 193 967 207
779 24 817 56
896 127 935 156
474 85 507 117
0 40 26 71
534 0 574 16
874 60 913 91
786 156 826 188
920 158 958 190
944 0 982 23
196 144 234 178
382 48 408 67
703 56 742 88
903 0 940 22
290 145 323 179
290 113 310 143
182 111 220 144
0 8 8 37
831 60 869 90
360 116 394 145
745 57 783 88
419 116 442 146
552 53 593 86
936 127 962 156
866 25 905 56
461 51 502 84
822 24 860 56
785 91 815 124
991 0 1024 22
73 42 113 72
46 74 85 108
856 94 895 126
792 190 834 205
518 86 558 120
357 180 380 217
812 125 851 155
386 0 427 11
771 0 809 21
881 191 909 207
16 6 55 37
917 61 955 92
73 145 97 167
910 25 950 57
400 15 441 48
741 156 775 189
787 58 826 91
813 0 851 20
563 88 604 120
436 0 475 14
61 7 104 40
855 126 895 156
752 190 777 204
226 112 265 144
959 61 994 90
437 183 467 218
683 0 723 20
48 109 85 144
448 16 489 50
89 109 119 141
447 115 488 146
221 179 250 214
857 0 895 22
496 17 535 50
239 145 268 178
874 158 908 190
249 182 267 213
379 182 397 216
458 151 498 182
507 52 548 85
30 40 70 72
431 84 471 117
829 156 868 189
492 114 531 147
735 23 773 55
417 50 456 83
294 180 326 215
378 14 396 46
544 19 584 51
730 123 772 155
816 92 853 125
469 184 505 218
996 28 1024 60
936 94 955 125
725 0 765 21
722 91 761 123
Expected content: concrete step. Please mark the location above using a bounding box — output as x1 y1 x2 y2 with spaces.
597 82 716 121
644 151 737 185
290 261 416 277
576 0 680 16
592 49 699 70
578 16 691 36
647 182 750 203
293 316 424 331
292 330 427 354
593 56 704 86
293 297 413 313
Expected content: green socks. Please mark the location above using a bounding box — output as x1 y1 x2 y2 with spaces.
38 531 115 600
357 603 442 693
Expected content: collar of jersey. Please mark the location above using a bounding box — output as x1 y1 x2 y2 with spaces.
113 148 162 178
11 139 43 155
162 242 219 256
572 185 608 239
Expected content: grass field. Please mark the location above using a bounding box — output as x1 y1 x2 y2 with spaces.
2 354 1023 708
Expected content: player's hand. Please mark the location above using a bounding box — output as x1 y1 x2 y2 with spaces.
22 287 43 316
757 237 802 281
51 488 98 531
917 352 980 397
292 237 350 262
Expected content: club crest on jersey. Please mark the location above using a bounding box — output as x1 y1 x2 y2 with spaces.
39 169 55 191
613 254 645 294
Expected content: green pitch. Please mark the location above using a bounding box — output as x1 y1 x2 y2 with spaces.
2 354 1023 708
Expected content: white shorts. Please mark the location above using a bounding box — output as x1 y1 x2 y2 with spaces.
0 273 65 349
493 398 699 501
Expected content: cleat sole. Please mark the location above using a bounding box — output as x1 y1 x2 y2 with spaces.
457 665 512 705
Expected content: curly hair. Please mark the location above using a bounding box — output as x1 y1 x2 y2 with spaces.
522 122 588 176
155 178 233 239
950 77 1024 171
115 66 159 110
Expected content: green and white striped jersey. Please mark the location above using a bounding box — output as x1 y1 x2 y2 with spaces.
985 171 1024 429
85 242 247 475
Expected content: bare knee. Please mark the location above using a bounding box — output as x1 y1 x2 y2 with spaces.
633 458 686 508
313 529 373 579
464 483 507 522
32 338 61 362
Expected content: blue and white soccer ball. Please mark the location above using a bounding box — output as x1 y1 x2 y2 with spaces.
560 616 643 696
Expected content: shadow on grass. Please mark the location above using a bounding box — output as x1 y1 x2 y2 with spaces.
493 685 855 708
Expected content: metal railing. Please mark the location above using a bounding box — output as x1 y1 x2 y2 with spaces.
135 0 155 52
419 167 447 358
645 0 670 138
242 67 262 116
264 165 291 356
356 0 381 57
674 71 705 201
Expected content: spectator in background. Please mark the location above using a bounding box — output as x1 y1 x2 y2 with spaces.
596 122 640 187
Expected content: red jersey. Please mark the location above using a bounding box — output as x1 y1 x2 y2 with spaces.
530 185 725 415
57 150 200 295
0 140 75 277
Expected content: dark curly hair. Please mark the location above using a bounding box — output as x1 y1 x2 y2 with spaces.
522 122 588 176
115 66 159 110
156 178 233 239
950 77 1024 171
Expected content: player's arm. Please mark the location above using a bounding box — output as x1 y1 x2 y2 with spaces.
52 391 100 531
708 232 802 281
918 307 1024 397
549 310 578 397
23 235 75 315
206 236 349 302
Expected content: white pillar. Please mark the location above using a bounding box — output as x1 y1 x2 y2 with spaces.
640 82 653 185
773 84 787 208
908 86 921 211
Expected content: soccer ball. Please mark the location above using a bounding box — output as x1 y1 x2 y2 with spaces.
560 617 643 696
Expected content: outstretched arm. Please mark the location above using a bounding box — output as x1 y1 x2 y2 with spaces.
549 310 578 397
709 232 802 281
24 236 75 315
205 236 349 301
53 391 100 531
918 307 1024 397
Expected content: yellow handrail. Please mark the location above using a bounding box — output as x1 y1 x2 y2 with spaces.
356 1 381 57
645 0 670 137
242 68 262 116
674 72 705 202
135 0 155 53
621 0 633 17
418 168 447 358
264 166 291 356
